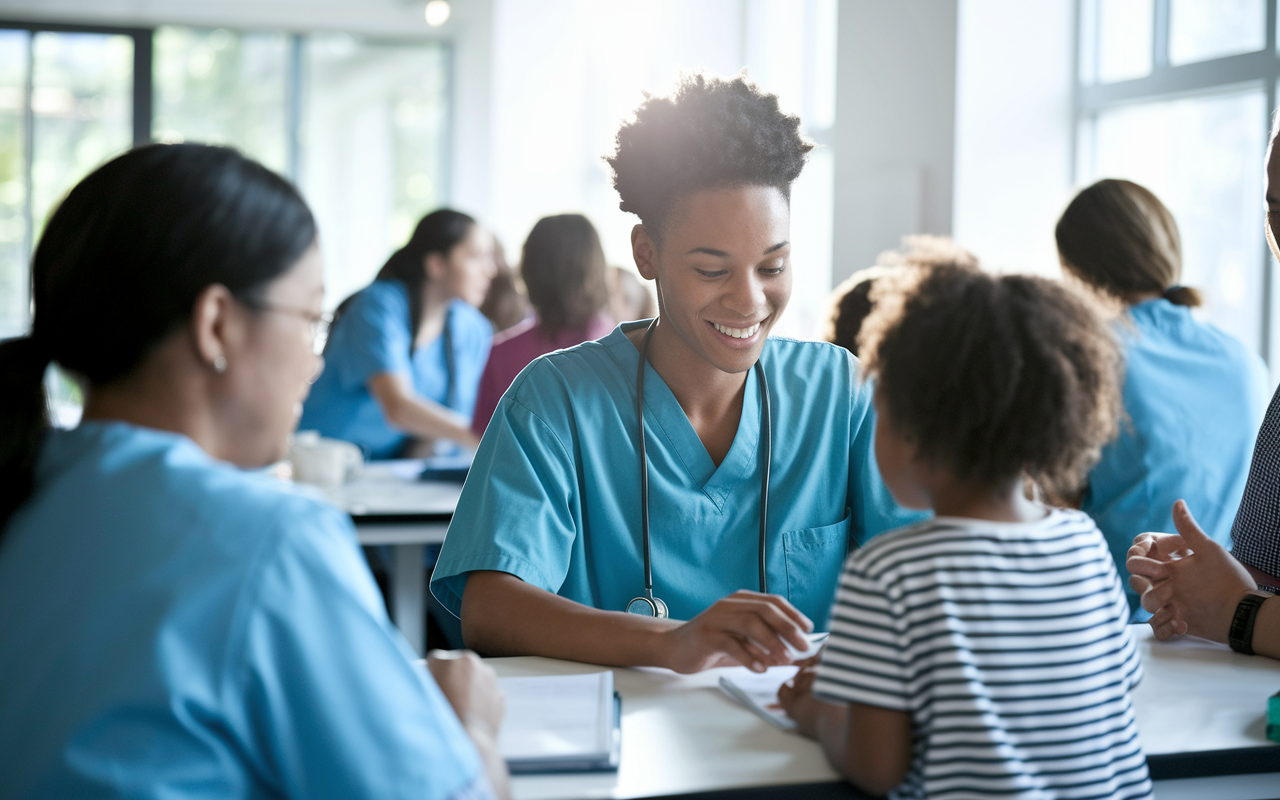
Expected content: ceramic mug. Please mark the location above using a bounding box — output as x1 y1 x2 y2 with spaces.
290 430 362 488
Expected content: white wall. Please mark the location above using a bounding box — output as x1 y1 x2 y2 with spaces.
952 0 1075 277
832 0 958 284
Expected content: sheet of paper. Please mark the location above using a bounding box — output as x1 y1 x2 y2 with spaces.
497 672 614 760
719 665 800 731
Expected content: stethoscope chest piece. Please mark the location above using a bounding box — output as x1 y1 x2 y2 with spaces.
626 594 669 618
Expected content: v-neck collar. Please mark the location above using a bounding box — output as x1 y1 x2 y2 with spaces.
603 323 764 510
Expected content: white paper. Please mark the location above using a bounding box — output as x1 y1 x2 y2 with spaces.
497 672 614 760
718 665 800 731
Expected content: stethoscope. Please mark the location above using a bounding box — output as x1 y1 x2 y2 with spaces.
626 318 772 618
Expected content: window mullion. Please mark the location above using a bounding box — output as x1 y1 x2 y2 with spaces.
1153 0 1171 70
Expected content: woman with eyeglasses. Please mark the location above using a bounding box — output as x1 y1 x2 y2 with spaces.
299 209 498 457
0 144 509 799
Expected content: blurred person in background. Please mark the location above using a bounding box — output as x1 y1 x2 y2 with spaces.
300 209 497 457
1056 178 1269 620
480 239 531 334
0 144 509 799
609 264 656 323
824 235 978 359
470 214 613 437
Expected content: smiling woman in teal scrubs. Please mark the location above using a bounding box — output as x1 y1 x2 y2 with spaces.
0 145 507 799
299 209 496 457
431 73 920 674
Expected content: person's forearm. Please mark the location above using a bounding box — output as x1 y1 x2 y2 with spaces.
461 722 512 800
383 394 479 448
1253 595 1280 660
461 571 679 667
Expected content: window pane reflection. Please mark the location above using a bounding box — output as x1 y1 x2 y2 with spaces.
30 32 132 244
153 27 289 173
1169 0 1265 65
1083 88 1267 351
1095 0 1154 83
0 30 26 338
301 35 449 306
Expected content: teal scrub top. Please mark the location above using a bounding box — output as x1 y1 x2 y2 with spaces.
1083 299 1269 619
431 324 924 629
299 279 493 458
0 422 487 800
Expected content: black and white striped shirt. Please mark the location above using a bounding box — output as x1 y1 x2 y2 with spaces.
814 509 1152 800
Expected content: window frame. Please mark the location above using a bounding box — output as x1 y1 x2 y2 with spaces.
1073 0 1280 362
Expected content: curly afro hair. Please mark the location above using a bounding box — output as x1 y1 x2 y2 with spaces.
859 265 1123 500
606 72 813 238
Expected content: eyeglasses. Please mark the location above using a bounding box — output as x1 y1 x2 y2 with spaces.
239 299 333 350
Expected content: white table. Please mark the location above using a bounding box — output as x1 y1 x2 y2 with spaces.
326 460 462 656
490 626 1280 800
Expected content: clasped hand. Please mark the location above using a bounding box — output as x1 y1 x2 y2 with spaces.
1126 499 1255 643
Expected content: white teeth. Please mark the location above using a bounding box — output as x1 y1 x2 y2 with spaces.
712 321 760 339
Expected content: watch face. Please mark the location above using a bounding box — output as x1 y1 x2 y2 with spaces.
627 597 657 616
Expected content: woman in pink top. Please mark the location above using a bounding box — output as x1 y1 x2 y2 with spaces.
471 214 613 436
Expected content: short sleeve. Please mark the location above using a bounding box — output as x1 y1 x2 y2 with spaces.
814 557 912 712
226 502 487 800
333 284 414 390
1231 384 1280 585
431 385 581 617
846 367 929 547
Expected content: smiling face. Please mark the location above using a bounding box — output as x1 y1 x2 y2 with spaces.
634 185 792 376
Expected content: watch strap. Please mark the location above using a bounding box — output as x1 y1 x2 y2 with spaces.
1229 593 1269 655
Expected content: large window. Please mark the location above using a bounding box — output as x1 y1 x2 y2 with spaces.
0 22 451 341
0 23 148 340
1075 0 1280 362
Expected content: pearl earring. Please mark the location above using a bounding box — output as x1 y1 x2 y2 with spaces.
213 355 227 373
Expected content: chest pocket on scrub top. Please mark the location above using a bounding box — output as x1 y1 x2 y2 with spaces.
781 510 852 627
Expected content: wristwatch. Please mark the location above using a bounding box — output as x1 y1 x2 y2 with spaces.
1228 593 1270 655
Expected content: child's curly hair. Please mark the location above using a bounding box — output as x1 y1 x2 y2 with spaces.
605 71 813 239
859 265 1123 499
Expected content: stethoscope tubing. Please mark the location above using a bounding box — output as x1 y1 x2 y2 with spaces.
635 318 771 607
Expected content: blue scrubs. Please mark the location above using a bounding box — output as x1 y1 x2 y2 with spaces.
0 422 487 800
431 324 923 629
1083 298 1269 619
300 279 492 458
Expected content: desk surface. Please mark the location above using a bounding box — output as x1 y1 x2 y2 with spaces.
492 626 1280 800
326 460 462 520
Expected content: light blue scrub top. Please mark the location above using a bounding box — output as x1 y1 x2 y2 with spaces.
1083 298 1269 618
431 324 924 629
299 279 493 458
0 422 487 800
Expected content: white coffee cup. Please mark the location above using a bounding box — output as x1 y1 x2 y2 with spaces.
289 430 363 489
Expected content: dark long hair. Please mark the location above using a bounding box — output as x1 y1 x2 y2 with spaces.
520 214 608 336
0 143 316 535
334 209 476 352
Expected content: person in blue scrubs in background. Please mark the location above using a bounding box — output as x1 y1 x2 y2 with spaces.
0 144 508 800
432 73 921 674
300 209 497 457
1055 178 1270 620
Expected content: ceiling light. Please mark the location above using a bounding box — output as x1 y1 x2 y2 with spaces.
425 0 451 27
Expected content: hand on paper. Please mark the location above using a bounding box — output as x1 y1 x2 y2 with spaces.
1126 499 1254 643
660 589 813 674
776 666 820 736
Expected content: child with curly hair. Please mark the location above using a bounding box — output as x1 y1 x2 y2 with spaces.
780 265 1152 800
